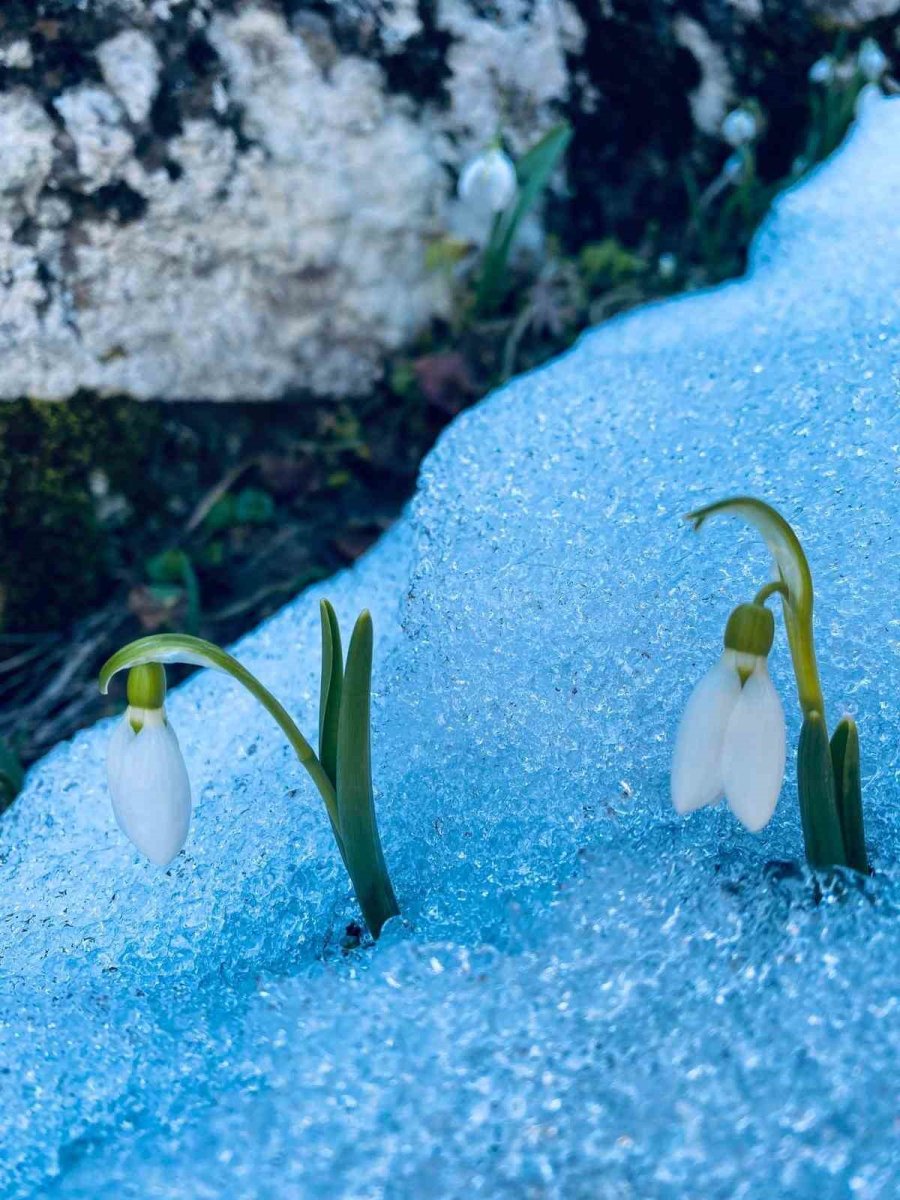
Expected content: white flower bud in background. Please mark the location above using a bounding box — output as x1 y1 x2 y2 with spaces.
672 603 786 833
657 252 677 280
106 665 192 866
857 38 888 83
458 147 517 215
809 56 835 86
721 107 757 147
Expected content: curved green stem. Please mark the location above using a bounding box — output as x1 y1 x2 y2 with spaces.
753 580 790 607
686 496 825 718
99 634 343 853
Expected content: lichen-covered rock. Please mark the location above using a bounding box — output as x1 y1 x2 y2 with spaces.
0 0 893 402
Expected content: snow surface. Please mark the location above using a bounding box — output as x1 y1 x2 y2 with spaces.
2 98 900 1200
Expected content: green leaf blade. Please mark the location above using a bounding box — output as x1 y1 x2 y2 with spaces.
830 716 869 875
336 611 399 938
318 599 343 790
798 712 847 869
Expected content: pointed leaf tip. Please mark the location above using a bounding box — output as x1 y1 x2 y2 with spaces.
318 598 343 790
831 715 869 875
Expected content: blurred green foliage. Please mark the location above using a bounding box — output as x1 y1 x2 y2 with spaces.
0 738 24 811
0 397 161 632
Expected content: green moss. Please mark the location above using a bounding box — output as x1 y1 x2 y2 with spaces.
578 238 642 292
0 396 161 632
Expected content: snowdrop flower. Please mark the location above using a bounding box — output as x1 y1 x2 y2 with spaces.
721 107 757 147
458 146 517 215
657 252 677 280
809 56 835 86
858 38 888 82
106 664 191 866
672 601 785 833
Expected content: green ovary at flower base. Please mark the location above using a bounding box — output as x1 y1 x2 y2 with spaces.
672 495 869 874
98 601 399 938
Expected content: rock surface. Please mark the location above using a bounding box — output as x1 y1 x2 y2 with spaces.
1 97 899 1196
0 0 894 401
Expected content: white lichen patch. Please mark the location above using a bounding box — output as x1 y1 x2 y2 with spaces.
97 30 163 124
673 15 734 137
0 8 450 401
0 92 56 226
53 86 135 191
438 0 585 155
0 39 34 70
380 0 424 53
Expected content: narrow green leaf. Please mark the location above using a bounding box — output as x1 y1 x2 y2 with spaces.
798 712 847 869
336 611 399 938
831 716 869 874
318 599 343 789
476 122 573 315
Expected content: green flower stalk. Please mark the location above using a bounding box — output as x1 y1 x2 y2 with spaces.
674 496 868 873
99 601 400 938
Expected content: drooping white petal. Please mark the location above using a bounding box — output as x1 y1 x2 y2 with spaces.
108 711 192 866
721 660 785 832
106 712 136 795
671 654 742 815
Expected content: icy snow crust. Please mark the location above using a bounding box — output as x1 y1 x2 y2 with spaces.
3 100 900 1199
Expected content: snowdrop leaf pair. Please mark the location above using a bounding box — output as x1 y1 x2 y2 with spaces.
796 710 867 873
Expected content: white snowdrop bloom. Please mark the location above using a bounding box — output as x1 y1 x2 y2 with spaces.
672 604 786 833
721 107 757 147
458 147 517 215
107 664 192 866
107 707 192 865
809 56 835 86
858 38 888 83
